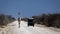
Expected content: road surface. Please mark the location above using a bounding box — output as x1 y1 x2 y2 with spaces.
0 21 60 34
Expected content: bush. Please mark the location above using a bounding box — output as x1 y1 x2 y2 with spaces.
0 14 16 28
32 14 60 28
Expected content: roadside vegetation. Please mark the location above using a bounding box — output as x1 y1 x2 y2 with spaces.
32 13 60 28
0 14 16 28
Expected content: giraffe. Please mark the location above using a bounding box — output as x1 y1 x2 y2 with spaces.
18 12 21 28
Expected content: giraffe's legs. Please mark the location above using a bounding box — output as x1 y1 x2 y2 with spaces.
18 22 20 28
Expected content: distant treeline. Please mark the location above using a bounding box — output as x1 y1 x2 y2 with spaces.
0 14 16 28
22 14 60 28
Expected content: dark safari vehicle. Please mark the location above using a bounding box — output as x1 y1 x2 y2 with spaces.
28 18 34 27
